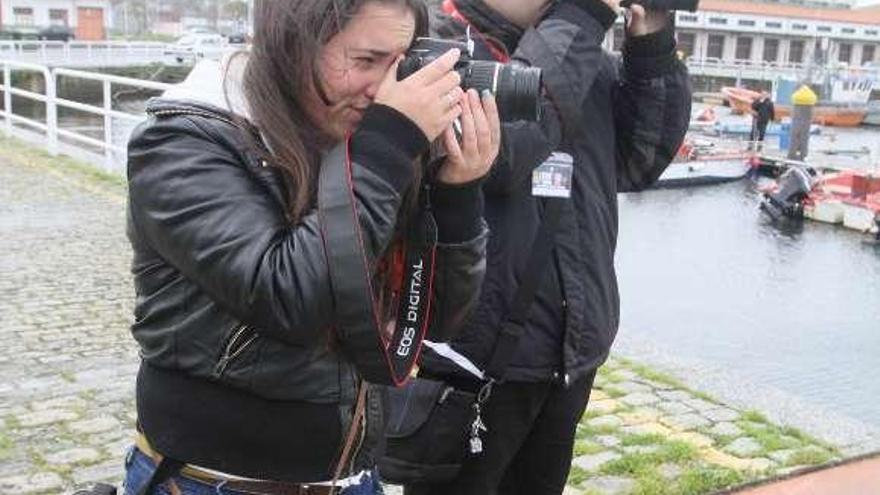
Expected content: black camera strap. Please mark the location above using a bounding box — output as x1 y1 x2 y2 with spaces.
485 197 565 382
318 144 437 386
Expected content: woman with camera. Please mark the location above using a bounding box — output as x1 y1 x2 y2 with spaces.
122 0 500 493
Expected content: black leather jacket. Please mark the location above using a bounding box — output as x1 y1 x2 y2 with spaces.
126 99 487 480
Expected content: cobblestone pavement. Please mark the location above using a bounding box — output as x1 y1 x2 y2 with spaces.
0 153 138 493
0 148 845 495
561 359 838 495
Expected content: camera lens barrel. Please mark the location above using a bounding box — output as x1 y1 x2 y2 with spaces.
463 61 542 122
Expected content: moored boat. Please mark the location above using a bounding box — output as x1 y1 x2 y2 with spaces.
759 165 880 234
658 138 755 188
773 105 866 128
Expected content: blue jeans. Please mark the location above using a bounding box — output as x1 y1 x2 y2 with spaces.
123 447 384 495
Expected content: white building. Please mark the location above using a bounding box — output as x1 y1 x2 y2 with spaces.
1 0 112 40
605 0 880 69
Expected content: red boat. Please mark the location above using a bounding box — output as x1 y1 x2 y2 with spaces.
760 165 880 233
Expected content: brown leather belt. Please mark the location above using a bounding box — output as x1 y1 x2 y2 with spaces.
134 433 336 495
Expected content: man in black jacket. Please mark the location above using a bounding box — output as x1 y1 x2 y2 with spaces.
750 91 775 151
411 0 691 493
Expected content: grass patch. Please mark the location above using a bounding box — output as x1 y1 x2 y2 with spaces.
621 433 666 447
779 425 837 454
740 410 769 424
600 440 698 478
601 386 626 398
690 390 717 403
0 431 12 459
736 419 803 454
4 415 21 430
0 135 126 192
785 448 833 467
615 358 718 404
631 472 673 495
581 407 607 422
566 465 591 486
675 466 743 495
601 453 656 477
577 422 621 437
750 429 801 452
618 358 685 389
573 439 607 456
655 441 699 464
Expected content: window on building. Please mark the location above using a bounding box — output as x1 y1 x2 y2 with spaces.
862 45 876 65
738 20 756 27
763 38 780 62
735 37 753 60
817 26 832 33
709 18 727 25
766 21 782 29
707 34 725 59
792 23 808 31
838 43 852 63
677 32 696 58
842 28 855 34
49 9 69 27
789 40 805 63
679 14 698 23
866 30 879 36
13 7 35 25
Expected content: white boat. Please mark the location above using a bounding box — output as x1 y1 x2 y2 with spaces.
654 159 753 188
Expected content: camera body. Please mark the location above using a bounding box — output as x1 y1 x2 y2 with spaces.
398 37 543 122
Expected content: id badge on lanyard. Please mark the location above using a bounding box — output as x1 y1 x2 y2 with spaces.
532 152 574 198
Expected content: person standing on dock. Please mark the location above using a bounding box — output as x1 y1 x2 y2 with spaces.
750 91 775 151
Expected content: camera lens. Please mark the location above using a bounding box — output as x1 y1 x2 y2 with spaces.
498 65 542 122
463 62 542 122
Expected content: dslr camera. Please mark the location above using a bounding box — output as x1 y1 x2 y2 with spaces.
398 37 543 122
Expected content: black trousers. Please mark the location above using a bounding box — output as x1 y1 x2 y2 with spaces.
404 370 597 495
750 119 769 150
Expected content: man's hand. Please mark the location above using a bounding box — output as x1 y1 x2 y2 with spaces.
625 3 669 36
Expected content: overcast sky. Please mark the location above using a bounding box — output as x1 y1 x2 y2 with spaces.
856 0 880 5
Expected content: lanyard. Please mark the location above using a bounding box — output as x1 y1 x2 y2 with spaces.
441 0 512 63
318 143 437 386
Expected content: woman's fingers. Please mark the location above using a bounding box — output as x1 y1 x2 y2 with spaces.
410 49 460 86
468 90 493 162
442 125 463 164
482 90 501 152
459 91 477 165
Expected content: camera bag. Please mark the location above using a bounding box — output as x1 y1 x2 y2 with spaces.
379 198 565 484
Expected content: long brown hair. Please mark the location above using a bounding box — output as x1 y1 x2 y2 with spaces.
243 0 429 222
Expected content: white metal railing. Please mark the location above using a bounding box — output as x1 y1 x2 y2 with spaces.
686 57 880 82
0 59 173 171
0 40 172 65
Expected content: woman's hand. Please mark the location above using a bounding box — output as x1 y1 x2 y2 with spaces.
437 89 501 185
374 49 465 142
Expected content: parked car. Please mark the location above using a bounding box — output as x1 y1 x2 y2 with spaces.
164 33 227 63
38 25 75 41
1 26 39 40
227 32 247 44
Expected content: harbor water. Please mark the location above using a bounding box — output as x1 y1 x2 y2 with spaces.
614 108 880 433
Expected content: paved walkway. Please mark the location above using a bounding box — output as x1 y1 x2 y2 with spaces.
0 143 870 494
0 148 138 493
